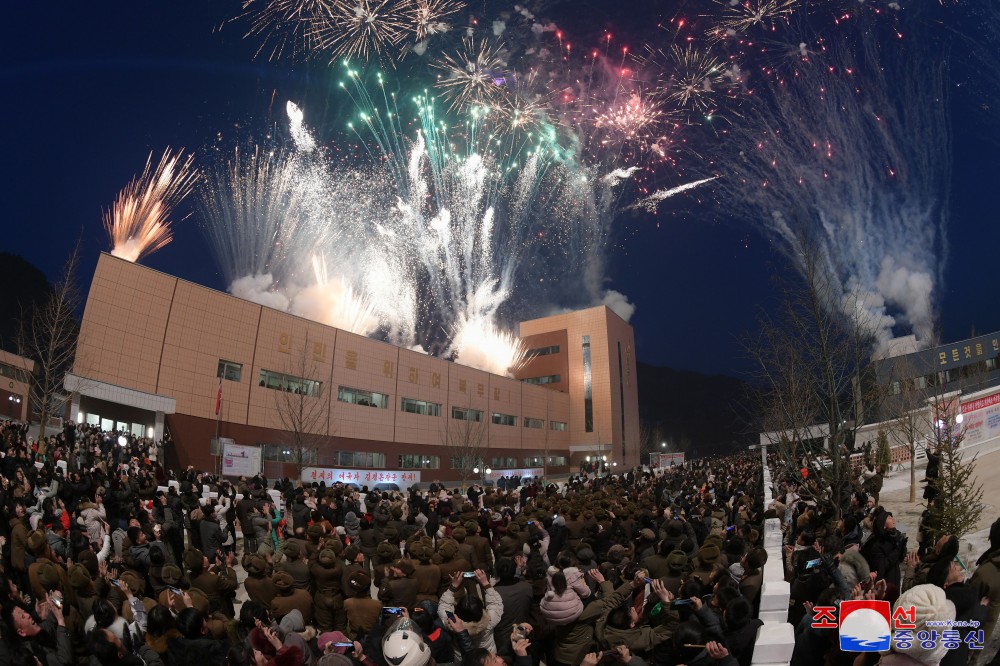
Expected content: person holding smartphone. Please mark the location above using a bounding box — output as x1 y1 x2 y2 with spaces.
438 569 503 664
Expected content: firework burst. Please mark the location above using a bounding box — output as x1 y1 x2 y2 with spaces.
321 0 409 62
654 44 740 119
708 0 797 40
432 36 507 111
240 0 338 61
404 0 465 43
594 93 664 141
104 148 198 263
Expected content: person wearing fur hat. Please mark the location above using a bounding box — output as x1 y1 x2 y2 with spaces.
341 546 366 592
343 511 361 541
343 571 381 639
410 542 441 603
372 540 400 587
270 571 314 625
184 546 238 617
465 520 494 575
244 555 280 609
312 548 347 631
278 540 311 591
660 550 690 596
438 569 504 664
435 539 471 595
691 542 722 583
379 558 419 610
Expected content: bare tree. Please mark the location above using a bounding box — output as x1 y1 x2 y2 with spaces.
18 241 82 439
272 333 330 480
443 400 489 490
748 241 885 519
926 395 984 540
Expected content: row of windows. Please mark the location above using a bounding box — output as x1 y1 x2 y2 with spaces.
890 357 1000 395
399 455 440 469
338 386 390 409
259 370 322 397
522 374 561 386
0 362 31 384
261 444 318 465
525 345 560 358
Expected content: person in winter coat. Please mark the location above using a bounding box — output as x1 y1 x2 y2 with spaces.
539 566 590 626
198 504 227 562
927 536 989 666
971 517 1000 646
862 508 907 601
438 569 504 664
880 584 956 666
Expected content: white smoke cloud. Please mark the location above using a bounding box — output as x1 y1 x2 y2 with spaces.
492 20 506 36
876 256 935 343
600 290 636 322
229 274 290 311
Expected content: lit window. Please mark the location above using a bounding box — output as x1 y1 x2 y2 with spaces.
338 386 389 409
550 421 567 431
218 360 243 382
452 407 483 422
492 412 517 426
401 398 441 417
259 369 321 397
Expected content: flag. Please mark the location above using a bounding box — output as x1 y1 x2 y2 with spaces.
215 377 222 416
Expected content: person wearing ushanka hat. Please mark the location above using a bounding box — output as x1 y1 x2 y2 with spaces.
343 571 381 639
379 558 419 610
373 541 401 586
464 520 494 575
691 542 721 582
278 540 311 591
185 546 239 617
435 539 469 595
311 548 346 631
341 545 365 593
271 571 314 624
411 543 442 603
243 555 279 609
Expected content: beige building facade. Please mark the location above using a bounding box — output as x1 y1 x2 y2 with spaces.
0 348 34 422
70 254 640 481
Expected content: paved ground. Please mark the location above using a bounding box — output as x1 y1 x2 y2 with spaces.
879 446 1000 564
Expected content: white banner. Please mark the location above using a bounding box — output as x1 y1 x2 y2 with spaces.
222 442 261 477
485 468 544 480
303 467 421 490
962 391 1000 447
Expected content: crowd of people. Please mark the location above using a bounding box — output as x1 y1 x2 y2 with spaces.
0 416 997 666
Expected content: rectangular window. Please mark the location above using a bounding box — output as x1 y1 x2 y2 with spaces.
913 376 927 390
547 456 568 466
550 420 567 431
401 398 441 417
452 407 483 422
217 360 243 382
260 444 318 465
259 369 321 397
338 385 389 409
491 457 517 468
522 374 561 386
524 417 544 429
524 456 543 466
399 455 440 469
0 362 30 384
582 335 593 432
890 381 901 395
525 345 560 358
85 413 100 426
492 412 517 426
450 456 483 470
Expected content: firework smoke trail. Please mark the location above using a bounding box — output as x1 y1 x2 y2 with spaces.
104 148 198 263
712 33 951 347
628 177 718 213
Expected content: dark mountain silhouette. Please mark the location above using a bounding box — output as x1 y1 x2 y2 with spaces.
636 361 758 459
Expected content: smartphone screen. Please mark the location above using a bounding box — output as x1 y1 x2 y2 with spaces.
463 571 476 578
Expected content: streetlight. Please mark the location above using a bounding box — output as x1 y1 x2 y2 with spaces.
661 442 666 449
8 395 21 419
117 435 127 447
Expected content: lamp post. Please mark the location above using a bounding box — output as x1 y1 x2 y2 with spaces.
8 395 21 420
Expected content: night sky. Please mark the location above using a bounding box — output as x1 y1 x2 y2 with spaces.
1 1 997 379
